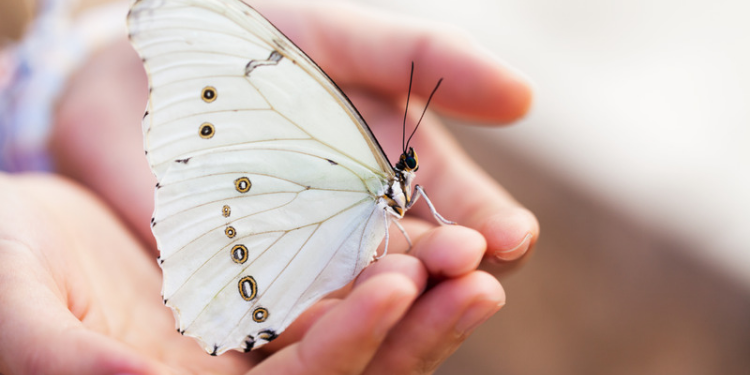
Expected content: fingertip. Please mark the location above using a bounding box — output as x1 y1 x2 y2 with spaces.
480 46 535 122
411 225 487 278
406 26 533 123
454 271 506 335
437 42 535 123
481 208 539 263
472 270 507 305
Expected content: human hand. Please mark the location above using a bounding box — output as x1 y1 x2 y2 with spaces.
45 1 538 373
0 174 499 374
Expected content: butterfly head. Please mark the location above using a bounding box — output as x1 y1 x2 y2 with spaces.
396 147 419 173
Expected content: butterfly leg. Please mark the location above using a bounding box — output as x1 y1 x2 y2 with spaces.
393 219 413 253
376 209 413 260
376 211 390 261
409 185 456 225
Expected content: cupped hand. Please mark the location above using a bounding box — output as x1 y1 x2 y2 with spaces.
0 174 499 375
44 0 538 373
0 175 502 375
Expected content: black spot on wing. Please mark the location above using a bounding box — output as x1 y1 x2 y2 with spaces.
245 50 283 76
259 329 278 342
175 157 191 164
327 159 338 165
210 345 218 356
243 335 255 352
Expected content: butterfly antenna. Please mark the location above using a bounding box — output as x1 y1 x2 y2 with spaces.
405 77 443 151
402 62 415 154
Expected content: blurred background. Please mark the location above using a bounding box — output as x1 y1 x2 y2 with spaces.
3 0 749 374
357 0 750 374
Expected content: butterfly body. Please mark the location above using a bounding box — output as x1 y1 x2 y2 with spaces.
128 0 444 355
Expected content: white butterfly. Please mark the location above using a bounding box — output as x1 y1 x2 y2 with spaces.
127 0 451 355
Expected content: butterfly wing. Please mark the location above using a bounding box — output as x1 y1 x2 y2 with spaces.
128 0 393 354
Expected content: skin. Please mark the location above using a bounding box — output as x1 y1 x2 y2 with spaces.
0 1 539 374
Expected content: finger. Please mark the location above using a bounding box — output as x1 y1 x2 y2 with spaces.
407 225 486 279
0 241 165 375
257 1 532 123
415 120 540 265
364 271 504 374
356 254 428 292
264 254 427 352
250 273 419 375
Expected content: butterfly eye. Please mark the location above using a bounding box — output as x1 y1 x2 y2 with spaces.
199 122 215 139
405 156 417 170
401 148 418 171
201 86 217 102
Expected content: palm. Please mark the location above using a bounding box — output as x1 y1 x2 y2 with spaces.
0 175 256 374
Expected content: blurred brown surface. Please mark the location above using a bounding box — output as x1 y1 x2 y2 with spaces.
0 0 116 44
437 125 750 375
0 0 34 43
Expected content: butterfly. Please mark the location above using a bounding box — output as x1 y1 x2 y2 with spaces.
127 0 451 355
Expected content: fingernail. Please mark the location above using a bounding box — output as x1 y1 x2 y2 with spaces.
455 300 502 335
492 233 532 262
